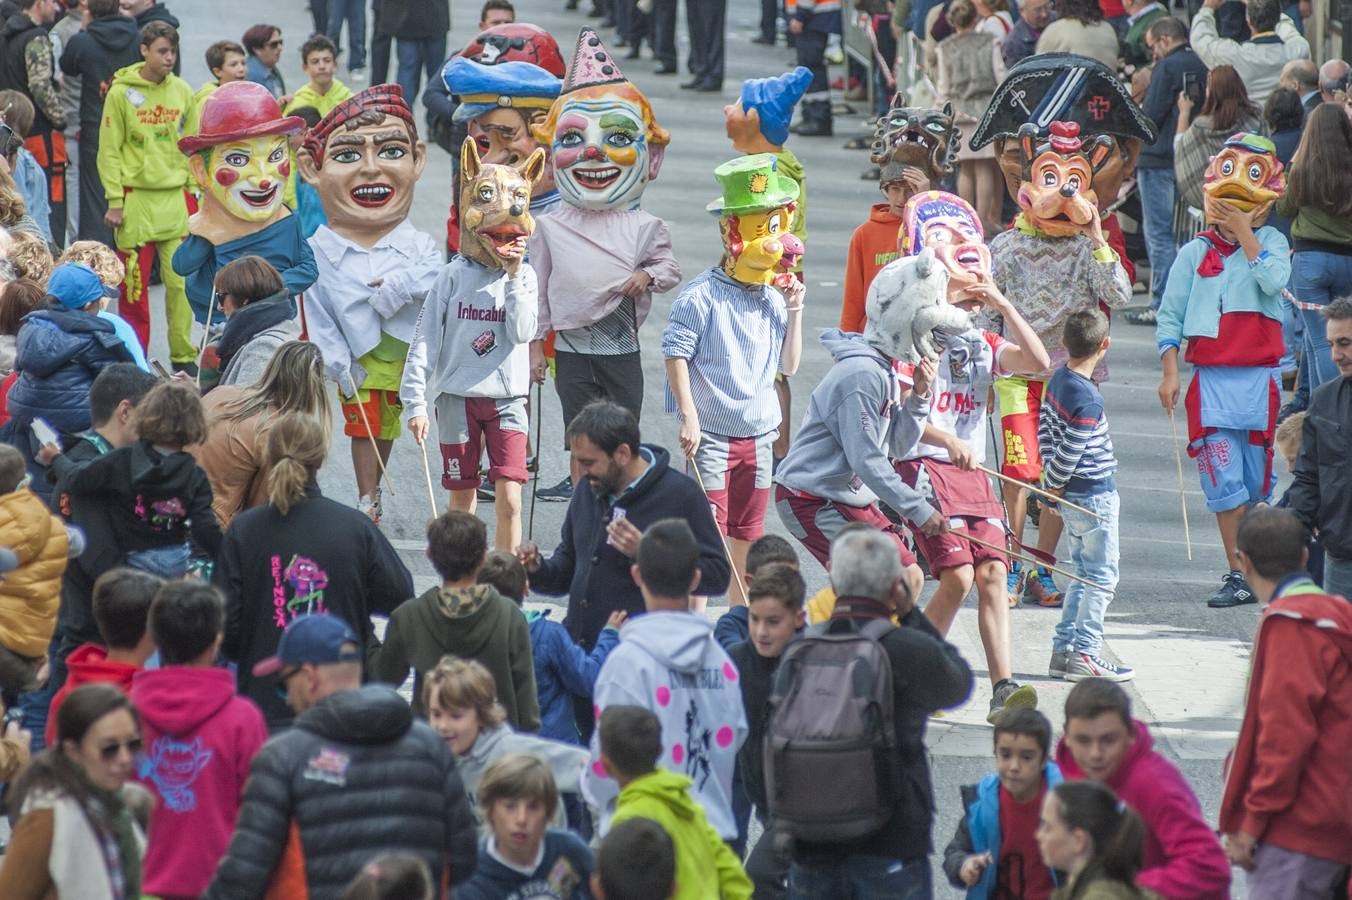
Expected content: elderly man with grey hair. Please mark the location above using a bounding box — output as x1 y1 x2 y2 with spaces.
1319 58 1352 105
788 526 974 896
1280 58 1321 114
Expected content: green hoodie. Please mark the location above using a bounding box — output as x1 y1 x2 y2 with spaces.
371 584 540 729
777 148 806 272
182 81 218 140
611 770 752 900
98 63 193 206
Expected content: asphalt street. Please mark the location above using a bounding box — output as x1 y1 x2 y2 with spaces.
157 1 1259 892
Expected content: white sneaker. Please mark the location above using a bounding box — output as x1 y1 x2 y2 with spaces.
1066 651 1135 683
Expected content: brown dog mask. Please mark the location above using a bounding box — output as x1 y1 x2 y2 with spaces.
1014 122 1114 238
459 139 545 269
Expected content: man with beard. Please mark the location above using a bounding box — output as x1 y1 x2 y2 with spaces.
298 84 441 525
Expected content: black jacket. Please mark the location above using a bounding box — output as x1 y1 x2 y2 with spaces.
1 14 60 134
67 438 223 557
530 444 731 648
791 600 974 864
728 639 778 813
391 0 449 40
59 15 141 130
205 685 479 900
1139 44 1208 169
213 484 414 729
1290 375 1352 560
48 431 119 660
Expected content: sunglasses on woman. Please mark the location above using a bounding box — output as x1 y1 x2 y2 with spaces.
98 737 142 761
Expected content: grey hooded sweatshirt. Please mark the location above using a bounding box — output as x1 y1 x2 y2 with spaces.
774 329 937 525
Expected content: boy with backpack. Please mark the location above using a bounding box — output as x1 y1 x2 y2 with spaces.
728 563 806 900
942 708 1062 898
583 519 748 842
599 704 752 900
775 527 973 896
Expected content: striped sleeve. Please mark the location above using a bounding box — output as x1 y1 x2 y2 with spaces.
1038 373 1115 489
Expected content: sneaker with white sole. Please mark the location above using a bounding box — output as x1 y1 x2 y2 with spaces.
537 476 574 502
1048 650 1070 679
987 680 1038 724
1065 651 1135 683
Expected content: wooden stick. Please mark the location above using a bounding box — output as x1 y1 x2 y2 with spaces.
528 381 544 541
962 532 1115 593
346 374 395 496
687 460 744 601
418 437 439 521
195 290 215 388
976 464 1108 522
1167 409 1193 561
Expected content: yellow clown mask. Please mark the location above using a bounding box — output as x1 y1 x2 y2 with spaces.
708 154 803 287
1203 133 1285 228
195 136 291 224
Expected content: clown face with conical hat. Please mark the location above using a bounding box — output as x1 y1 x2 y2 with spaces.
533 27 669 211
172 80 317 326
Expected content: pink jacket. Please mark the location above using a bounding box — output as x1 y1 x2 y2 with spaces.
1056 719 1230 900
131 666 268 899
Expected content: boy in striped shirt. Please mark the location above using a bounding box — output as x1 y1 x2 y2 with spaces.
662 155 805 604
1038 309 1132 682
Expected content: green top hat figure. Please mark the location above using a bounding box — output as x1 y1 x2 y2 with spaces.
706 153 799 217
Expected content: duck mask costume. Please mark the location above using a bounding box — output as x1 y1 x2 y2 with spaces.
459 139 545 269
1202 132 1284 228
899 190 992 309
180 81 305 241
1013 121 1115 238
871 91 959 193
534 28 669 211
298 84 427 247
707 154 802 287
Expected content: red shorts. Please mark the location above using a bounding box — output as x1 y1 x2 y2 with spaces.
893 458 1009 574
995 375 1045 481
693 432 774 542
909 516 1009 574
773 485 917 568
436 394 528 490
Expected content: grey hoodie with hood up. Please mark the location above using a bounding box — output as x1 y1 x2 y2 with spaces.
773 329 937 525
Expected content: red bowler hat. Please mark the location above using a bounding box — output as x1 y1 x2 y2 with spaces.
179 81 306 154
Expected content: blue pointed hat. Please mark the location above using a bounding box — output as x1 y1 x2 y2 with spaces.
740 67 812 147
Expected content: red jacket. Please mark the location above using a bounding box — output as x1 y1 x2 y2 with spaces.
1056 719 1230 899
840 204 902 333
45 643 140 747
1219 577 1352 865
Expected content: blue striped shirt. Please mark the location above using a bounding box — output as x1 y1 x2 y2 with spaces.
662 267 787 439
1038 366 1117 495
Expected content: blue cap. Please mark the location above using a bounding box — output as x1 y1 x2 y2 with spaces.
741 67 813 147
445 57 562 124
252 614 361 677
47 263 106 310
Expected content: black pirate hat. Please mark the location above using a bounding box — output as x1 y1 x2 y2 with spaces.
968 53 1158 151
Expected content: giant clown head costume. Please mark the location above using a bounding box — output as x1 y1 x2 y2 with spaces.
179 81 304 243
297 84 428 247
533 28 669 211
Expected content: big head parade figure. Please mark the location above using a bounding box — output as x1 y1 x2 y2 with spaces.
526 28 679 501
174 82 317 340
297 84 440 524
966 54 1147 605
1156 133 1290 609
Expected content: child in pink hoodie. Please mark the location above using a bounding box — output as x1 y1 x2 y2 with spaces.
131 582 268 900
1056 678 1230 899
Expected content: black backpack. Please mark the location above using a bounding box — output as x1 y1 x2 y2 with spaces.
764 617 900 843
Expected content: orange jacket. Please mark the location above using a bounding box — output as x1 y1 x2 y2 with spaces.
840 204 902 333
0 488 68 657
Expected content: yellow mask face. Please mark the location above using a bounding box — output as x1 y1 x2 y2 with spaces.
1202 137 1285 228
719 204 803 286
200 135 291 223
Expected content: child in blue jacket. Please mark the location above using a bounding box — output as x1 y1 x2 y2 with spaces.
943 709 1063 898
477 551 622 744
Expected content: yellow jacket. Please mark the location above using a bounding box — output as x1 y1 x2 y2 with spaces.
807 586 900 625
0 489 69 657
284 79 353 117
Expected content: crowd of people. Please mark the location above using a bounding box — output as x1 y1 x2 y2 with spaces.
0 0 1342 897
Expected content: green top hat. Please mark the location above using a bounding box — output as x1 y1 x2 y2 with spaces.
706 153 800 217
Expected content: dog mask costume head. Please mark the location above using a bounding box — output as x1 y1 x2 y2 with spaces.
707 154 802 287
459 139 545 269
1202 132 1285 228
864 248 973 363
871 91 959 195
1014 121 1114 238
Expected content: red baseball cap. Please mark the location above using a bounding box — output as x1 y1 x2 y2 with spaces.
179 81 305 155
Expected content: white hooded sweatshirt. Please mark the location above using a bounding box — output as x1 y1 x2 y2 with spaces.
584 610 749 841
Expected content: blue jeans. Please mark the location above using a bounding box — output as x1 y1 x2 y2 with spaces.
396 36 447 105
1137 166 1177 307
1053 490 1120 655
326 0 366 70
126 543 191 579
1292 249 1352 394
1324 554 1352 602
789 855 931 899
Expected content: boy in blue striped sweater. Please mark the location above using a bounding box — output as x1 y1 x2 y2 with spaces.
1038 309 1133 683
